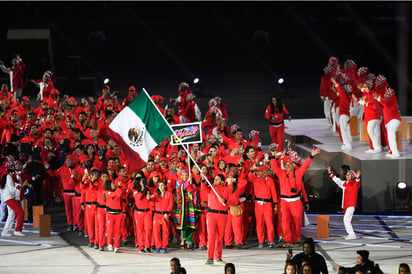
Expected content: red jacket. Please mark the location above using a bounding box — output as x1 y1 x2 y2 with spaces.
330 174 360 210
152 191 174 215
105 187 122 213
202 183 229 212
271 156 312 202
248 173 278 204
81 178 99 203
132 189 152 211
265 103 290 125
378 95 401 125
336 85 351 116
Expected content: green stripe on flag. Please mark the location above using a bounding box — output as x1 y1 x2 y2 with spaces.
128 91 173 144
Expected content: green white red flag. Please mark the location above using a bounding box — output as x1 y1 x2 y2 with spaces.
99 89 173 172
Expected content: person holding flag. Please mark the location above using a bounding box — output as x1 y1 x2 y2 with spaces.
99 88 174 172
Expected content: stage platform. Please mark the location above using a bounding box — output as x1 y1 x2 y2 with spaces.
1 213 411 273
284 118 412 214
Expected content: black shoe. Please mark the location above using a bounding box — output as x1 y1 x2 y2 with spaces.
88 242 93 247
145 247 152 253
236 244 242 249
225 245 232 249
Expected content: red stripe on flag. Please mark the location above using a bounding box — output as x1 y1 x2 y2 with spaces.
98 125 147 172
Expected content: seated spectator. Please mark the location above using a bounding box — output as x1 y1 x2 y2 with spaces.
333 250 376 273
170 257 181 274
287 238 328 274
398 263 411 274
285 261 298 274
225 263 236 274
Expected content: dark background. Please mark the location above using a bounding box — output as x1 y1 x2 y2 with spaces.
0 1 410 143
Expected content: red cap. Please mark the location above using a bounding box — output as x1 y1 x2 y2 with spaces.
129 85 136 91
21 96 29 101
107 164 116 170
103 85 110 90
176 162 185 168
68 97 76 103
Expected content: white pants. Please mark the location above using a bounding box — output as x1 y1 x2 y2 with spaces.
332 105 339 133
14 88 23 100
0 189 6 221
367 119 382 150
323 99 333 127
343 206 355 236
2 205 15 234
339 114 352 149
386 119 401 155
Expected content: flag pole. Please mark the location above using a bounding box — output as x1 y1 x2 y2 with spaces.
142 88 225 205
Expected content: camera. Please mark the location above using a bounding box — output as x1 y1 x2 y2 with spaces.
291 187 297 193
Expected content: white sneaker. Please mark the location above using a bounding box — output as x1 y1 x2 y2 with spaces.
13 231 25 236
365 149 374 153
385 153 400 158
373 147 382 153
107 245 113 252
345 234 357 240
1 231 12 237
114 248 119 253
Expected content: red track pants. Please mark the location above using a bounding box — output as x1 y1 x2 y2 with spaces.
5 199 24 232
96 207 106 247
106 212 122 248
63 193 76 225
269 124 285 152
280 199 303 244
206 212 227 260
254 201 275 243
134 210 153 250
224 210 244 246
153 213 170 249
85 204 97 243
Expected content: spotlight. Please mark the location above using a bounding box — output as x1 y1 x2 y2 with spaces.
397 182 407 190
104 78 111 85
276 76 288 95
193 78 200 84
393 181 410 212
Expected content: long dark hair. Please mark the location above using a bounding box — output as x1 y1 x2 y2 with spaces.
133 173 147 192
269 95 283 114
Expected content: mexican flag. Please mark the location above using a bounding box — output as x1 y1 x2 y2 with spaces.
99 89 173 172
